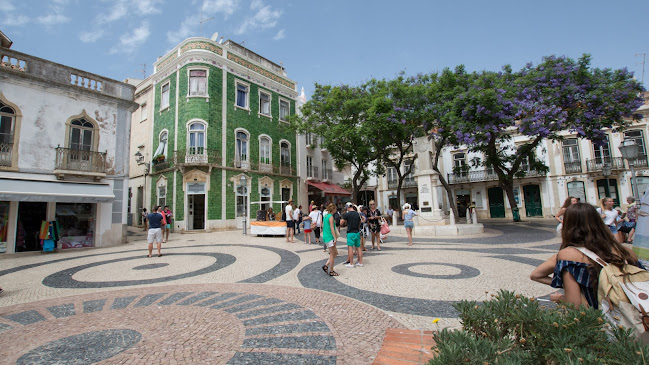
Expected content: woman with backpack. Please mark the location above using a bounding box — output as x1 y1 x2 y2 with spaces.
530 202 643 308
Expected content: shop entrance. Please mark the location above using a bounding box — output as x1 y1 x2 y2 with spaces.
187 194 205 230
16 202 47 252
456 194 471 218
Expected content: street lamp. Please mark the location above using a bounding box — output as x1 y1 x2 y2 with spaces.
240 175 247 235
134 151 150 228
602 163 612 199
619 138 640 200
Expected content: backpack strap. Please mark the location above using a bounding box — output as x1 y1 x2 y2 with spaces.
574 247 609 267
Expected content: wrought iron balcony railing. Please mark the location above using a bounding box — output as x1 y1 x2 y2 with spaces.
307 166 319 179
447 168 546 184
55 147 106 173
586 157 625 173
403 178 417 188
280 163 292 175
176 148 220 166
564 161 583 174
629 155 648 168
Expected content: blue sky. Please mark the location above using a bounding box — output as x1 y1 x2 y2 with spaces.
2 0 648 98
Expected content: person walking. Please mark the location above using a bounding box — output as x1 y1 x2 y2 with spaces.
385 206 394 225
597 197 623 243
141 208 148 231
322 203 339 276
294 205 302 235
367 200 382 250
620 196 638 243
309 206 322 247
163 205 173 243
302 210 313 244
285 200 295 243
403 203 418 246
341 203 363 267
147 206 164 257
554 196 578 233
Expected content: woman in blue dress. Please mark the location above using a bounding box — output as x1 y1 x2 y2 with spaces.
530 203 641 307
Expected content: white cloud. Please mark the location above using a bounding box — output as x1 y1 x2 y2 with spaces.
167 15 197 44
2 15 29 26
110 21 151 54
0 0 16 12
104 0 129 23
134 0 163 15
201 0 239 18
79 29 104 43
273 29 285 40
236 0 282 35
37 13 70 25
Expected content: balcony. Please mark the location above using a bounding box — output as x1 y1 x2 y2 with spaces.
0 140 12 167
586 157 625 173
233 157 250 170
307 166 319 180
258 161 273 173
387 179 398 189
447 168 545 184
629 155 648 168
177 148 220 166
152 159 172 173
322 168 333 181
54 147 106 179
403 178 417 188
280 162 292 175
564 161 583 174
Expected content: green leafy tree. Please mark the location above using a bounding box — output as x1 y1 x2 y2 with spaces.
290 83 384 200
451 55 643 221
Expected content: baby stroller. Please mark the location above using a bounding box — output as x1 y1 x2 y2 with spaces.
379 217 390 243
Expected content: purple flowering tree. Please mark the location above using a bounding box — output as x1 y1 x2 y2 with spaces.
451 55 644 221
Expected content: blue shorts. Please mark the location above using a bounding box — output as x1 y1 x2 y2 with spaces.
608 225 618 234
165 224 171 229
404 221 414 229
286 220 294 228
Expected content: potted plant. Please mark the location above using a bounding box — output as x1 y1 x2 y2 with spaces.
153 154 165 164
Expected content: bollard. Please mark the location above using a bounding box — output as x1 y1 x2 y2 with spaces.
466 209 470 223
449 209 455 226
472 209 477 225
392 210 397 228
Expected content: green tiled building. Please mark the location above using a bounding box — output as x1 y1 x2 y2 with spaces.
144 37 298 231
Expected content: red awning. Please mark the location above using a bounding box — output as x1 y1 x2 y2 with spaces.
306 181 351 195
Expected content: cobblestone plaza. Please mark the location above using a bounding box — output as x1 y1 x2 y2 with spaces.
0 222 561 364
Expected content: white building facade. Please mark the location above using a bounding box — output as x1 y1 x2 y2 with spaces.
0 36 136 254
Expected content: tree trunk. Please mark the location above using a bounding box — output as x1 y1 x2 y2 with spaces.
431 136 458 219
500 178 521 222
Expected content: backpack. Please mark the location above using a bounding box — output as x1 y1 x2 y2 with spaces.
576 247 649 344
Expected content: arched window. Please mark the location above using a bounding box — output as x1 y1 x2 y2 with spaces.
260 187 271 211
236 131 248 167
70 118 94 152
153 131 168 158
280 141 290 175
259 136 270 165
0 101 15 167
188 122 205 155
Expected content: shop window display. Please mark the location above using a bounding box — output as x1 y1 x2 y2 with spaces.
56 203 95 249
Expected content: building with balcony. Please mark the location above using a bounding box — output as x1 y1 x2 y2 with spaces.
375 92 649 220
0 31 137 254
128 36 299 231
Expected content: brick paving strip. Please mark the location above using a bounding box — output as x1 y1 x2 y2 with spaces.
373 329 436 365
0 283 405 364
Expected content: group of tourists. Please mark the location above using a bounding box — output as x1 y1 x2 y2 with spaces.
555 196 638 244
143 205 173 258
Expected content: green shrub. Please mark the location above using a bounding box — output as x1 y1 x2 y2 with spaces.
429 290 649 364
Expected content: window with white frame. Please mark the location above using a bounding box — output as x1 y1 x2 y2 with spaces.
236 82 249 109
70 118 94 153
453 152 467 176
158 185 166 208
260 187 271 211
188 122 205 154
322 159 328 179
189 69 207 96
562 138 581 173
280 142 290 166
161 82 170 109
259 91 271 116
259 136 271 164
567 181 586 203
279 99 289 121
236 131 248 164
140 103 147 122
305 133 313 146
306 156 314 177
593 136 611 164
624 130 647 160
387 166 398 185
0 102 15 145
